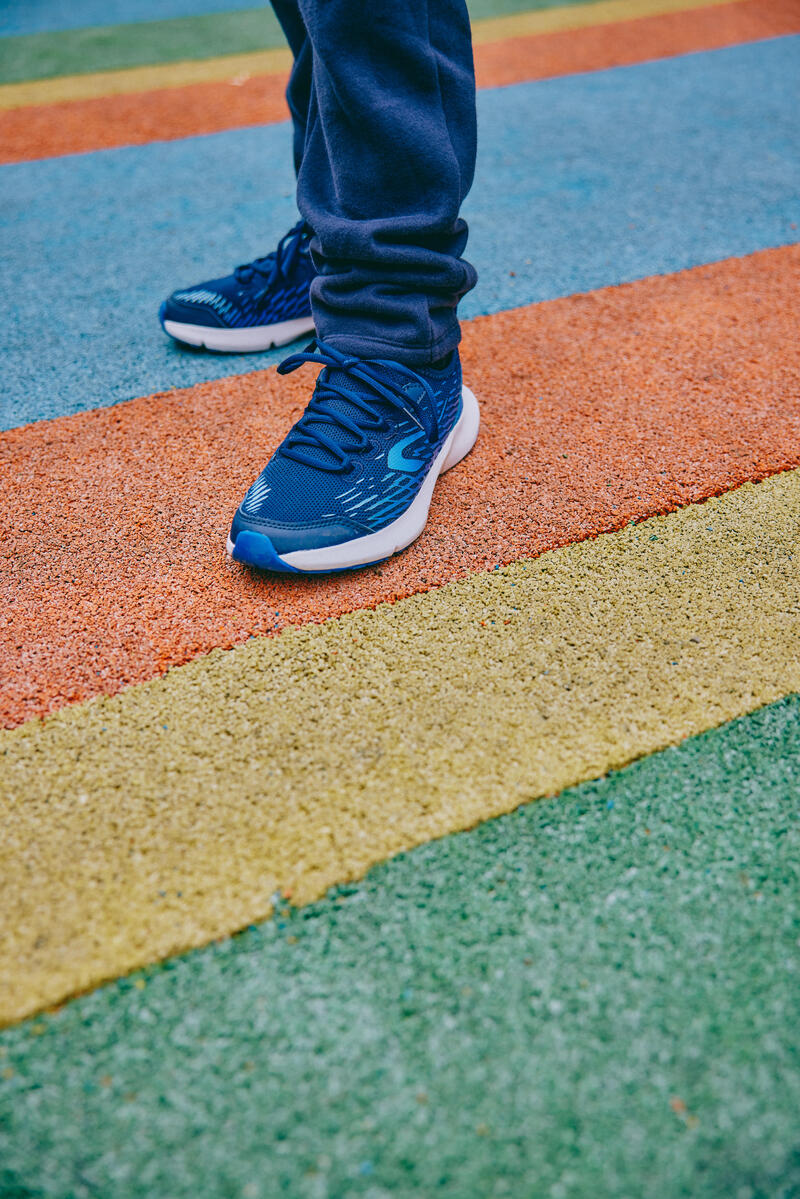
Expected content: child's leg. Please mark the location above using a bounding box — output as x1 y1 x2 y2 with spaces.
288 0 478 367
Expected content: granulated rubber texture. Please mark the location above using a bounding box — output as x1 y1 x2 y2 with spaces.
1 694 799 1197
2 246 799 729
2 467 800 1021
5 40 799 423
2 0 797 161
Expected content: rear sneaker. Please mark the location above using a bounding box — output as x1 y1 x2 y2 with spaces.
227 340 480 573
159 219 316 352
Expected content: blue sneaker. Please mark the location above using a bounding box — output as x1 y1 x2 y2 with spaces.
159 219 315 352
227 340 480 573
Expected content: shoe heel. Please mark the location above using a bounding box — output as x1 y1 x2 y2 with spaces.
443 386 480 473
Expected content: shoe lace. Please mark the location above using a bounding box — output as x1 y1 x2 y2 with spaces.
234 219 310 292
276 340 441 473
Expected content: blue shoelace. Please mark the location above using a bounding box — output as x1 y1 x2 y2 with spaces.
234 219 310 297
277 340 441 473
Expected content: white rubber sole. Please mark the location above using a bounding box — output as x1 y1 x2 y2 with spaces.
227 385 480 573
163 314 315 352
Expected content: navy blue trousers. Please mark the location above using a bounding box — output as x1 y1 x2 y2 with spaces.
270 0 478 366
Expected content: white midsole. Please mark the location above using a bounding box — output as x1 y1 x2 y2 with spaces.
163 314 315 352
227 385 480 571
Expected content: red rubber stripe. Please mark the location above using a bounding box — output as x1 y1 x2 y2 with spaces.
2 245 800 729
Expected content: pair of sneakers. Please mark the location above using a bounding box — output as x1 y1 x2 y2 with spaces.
160 221 479 574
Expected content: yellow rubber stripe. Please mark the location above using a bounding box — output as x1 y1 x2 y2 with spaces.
3 467 800 1026
0 46 293 110
470 0 744 41
0 0 744 110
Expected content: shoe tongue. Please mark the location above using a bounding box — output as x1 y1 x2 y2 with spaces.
294 364 418 469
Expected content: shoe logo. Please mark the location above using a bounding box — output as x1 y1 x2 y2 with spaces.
387 432 428 473
242 475 271 513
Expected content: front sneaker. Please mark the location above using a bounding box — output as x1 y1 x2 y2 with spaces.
228 340 480 573
159 219 316 352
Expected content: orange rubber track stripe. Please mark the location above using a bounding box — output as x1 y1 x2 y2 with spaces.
474 0 800 85
1 0 798 163
2 244 800 730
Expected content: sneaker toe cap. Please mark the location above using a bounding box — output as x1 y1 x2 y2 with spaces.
160 292 230 329
229 510 366 561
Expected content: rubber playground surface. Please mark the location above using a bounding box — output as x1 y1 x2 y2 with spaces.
1 1 800 1196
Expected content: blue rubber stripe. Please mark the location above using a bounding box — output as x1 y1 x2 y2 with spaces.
2 37 799 431
0 0 257 37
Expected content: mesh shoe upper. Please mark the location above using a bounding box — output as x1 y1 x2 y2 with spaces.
161 220 315 330
230 341 463 554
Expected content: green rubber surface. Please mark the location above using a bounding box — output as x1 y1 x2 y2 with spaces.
1 695 799 1199
0 9 287 84
0 0 604 84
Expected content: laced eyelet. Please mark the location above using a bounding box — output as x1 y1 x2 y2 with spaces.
278 340 434 474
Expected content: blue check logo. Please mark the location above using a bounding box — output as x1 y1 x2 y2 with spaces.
387 432 428 473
